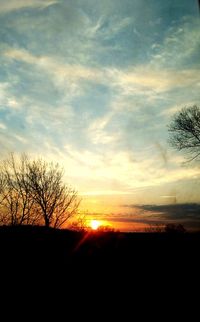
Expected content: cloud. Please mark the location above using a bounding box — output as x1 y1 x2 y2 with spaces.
0 0 58 14
108 67 200 97
14 134 27 144
4 48 200 100
131 203 200 217
4 48 100 80
150 17 200 69
59 143 200 196
82 202 200 231
120 203 200 230
88 112 118 145
0 82 22 112
0 122 6 130
87 15 133 40
136 203 200 223
4 48 104 97
2 47 200 196
0 0 200 208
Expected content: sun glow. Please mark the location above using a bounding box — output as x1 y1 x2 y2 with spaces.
90 220 100 230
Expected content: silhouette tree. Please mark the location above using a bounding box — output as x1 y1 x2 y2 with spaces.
165 223 186 233
168 105 200 162
0 154 39 225
145 224 164 233
96 225 116 233
70 214 87 231
0 154 80 227
26 158 80 228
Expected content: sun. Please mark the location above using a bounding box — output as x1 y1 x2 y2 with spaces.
90 220 100 230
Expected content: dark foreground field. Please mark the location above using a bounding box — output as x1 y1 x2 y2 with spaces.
1 225 199 268
1 225 199 310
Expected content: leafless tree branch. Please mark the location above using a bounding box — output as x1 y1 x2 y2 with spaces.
168 105 200 162
0 154 79 228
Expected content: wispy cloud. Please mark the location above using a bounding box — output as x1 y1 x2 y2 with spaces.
150 17 200 69
108 67 200 96
1 67 199 195
0 0 200 215
14 134 27 144
87 15 133 40
0 82 22 111
0 122 6 130
4 48 200 98
4 48 102 82
0 0 58 14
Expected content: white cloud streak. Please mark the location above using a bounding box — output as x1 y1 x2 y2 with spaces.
4 48 200 96
87 15 133 40
0 0 58 14
0 122 6 130
150 18 200 68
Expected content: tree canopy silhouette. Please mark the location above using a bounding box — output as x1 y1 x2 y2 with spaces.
168 105 200 162
0 154 80 227
0 154 38 225
27 158 80 228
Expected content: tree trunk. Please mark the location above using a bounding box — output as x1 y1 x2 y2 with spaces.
44 216 50 227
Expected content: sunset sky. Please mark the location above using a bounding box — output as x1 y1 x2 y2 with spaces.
0 0 200 231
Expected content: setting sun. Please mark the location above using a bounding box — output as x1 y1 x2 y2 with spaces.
90 220 100 230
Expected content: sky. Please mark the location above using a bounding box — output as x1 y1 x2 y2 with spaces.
0 0 200 231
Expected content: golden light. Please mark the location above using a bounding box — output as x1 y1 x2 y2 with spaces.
90 220 100 230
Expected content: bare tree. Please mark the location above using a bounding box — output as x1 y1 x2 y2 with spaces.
0 172 8 225
70 213 87 232
165 223 186 233
26 158 80 228
0 154 79 227
0 154 39 225
168 105 200 162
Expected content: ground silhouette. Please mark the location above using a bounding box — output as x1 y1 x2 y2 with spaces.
1 225 199 268
1 225 199 310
